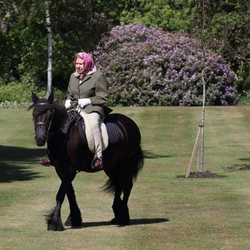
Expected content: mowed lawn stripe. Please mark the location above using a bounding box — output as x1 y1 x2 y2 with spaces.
0 107 250 249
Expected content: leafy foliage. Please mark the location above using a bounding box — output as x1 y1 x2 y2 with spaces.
0 76 64 107
94 24 238 106
192 0 250 92
0 0 248 105
119 0 195 32
0 0 109 88
0 81 40 104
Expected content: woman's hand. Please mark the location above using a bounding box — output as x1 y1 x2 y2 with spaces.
78 98 91 108
65 99 71 109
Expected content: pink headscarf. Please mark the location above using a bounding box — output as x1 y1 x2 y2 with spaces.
74 52 95 71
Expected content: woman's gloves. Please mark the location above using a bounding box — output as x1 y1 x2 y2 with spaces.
64 98 91 109
65 99 71 109
78 98 91 108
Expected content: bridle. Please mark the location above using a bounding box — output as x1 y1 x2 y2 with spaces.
34 102 54 137
35 121 49 129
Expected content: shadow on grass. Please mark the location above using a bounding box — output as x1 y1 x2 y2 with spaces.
227 163 250 172
226 155 250 172
144 150 171 159
80 218 169 228
0 145 45 183
176 172 226 179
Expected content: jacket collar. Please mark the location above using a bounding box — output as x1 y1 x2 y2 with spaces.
73 66 97 79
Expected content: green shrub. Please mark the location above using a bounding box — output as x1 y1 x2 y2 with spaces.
0 82 38 103
120 0 192 33
0 80 65 108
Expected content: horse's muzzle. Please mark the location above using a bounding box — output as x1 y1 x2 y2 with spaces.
35 135 46 146
35 124 47 146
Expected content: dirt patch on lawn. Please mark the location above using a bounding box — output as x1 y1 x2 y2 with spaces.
188 171 220 178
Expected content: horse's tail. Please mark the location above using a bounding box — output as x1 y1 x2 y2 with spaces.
131 146 144 181
103 146 144 193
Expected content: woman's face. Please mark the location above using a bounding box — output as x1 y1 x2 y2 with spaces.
75 57 88 75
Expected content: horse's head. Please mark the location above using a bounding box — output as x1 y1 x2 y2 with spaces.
30 92 54 146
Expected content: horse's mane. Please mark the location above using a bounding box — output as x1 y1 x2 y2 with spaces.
52 102 69 119
52 101 66 112
28 99 66 117
27 99 65 111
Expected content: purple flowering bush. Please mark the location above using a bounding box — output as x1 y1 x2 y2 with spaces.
94 24 238 106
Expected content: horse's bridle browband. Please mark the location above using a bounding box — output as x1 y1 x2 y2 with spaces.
34 102 54 131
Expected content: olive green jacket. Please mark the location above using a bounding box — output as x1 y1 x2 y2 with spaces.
66 70 110 117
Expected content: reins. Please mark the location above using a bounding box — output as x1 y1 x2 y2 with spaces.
52 108 82 175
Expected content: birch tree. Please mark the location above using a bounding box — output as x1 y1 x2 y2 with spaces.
45 0 52 98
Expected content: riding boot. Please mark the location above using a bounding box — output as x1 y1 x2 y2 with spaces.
92 157 103 170
40 158 51 167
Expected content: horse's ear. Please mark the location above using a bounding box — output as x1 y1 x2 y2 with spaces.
32 92 39 103
48 90 54 104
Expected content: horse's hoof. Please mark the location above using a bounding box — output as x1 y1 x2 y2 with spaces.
64 221 82 228
64 216 72 227
110 218 118 224
64 221 71 227
64 216 82 227
47 224 64 231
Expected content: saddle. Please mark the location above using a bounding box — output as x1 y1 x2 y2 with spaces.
64 109 124 153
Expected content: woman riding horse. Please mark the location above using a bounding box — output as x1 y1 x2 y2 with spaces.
31 53 144 231
31 92 143 230
41 51 110 170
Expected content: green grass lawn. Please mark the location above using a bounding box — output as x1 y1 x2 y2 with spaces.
1 106 250 249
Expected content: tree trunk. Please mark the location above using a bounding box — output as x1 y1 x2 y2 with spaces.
45 0 52 99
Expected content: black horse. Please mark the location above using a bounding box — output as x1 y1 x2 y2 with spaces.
30 92 143 231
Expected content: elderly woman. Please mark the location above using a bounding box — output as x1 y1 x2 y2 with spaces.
40 52 109 170
65 51 109 170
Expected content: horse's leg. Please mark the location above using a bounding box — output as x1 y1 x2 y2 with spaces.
64 183 82 227
120 178 133 225
111 178 133 226
111 187 122 224
46 181 66 231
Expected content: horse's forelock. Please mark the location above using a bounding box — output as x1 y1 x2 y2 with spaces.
33 102 53 116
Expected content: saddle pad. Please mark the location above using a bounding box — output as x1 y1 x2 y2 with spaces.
77 117 123 152
105 122 123 144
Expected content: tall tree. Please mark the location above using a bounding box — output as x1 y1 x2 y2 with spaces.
45 0 52 98
191 0 250 90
